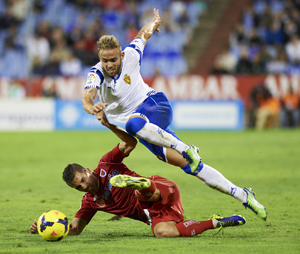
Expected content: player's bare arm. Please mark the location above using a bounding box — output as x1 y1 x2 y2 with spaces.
82 87 108 115
135 8 161 45
68 218 88 235
95 111 137 156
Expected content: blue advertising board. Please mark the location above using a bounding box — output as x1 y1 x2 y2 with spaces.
55 100 244 131
55 100 108 130
170 100 244 130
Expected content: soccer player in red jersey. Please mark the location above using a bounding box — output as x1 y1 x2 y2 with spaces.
29 111 245 237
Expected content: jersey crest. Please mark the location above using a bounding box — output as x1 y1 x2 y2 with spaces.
124 74 131 85
100 168 107 177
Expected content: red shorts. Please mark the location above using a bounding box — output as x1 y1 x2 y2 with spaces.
142 175 184 233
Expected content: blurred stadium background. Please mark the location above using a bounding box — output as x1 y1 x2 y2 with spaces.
0 0 299 131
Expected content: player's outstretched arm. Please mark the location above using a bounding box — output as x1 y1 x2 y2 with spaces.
96 111 137 156
68 218 88 235
135 8 161 45
82 87 108 115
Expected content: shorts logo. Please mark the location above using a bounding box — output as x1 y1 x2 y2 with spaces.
100 168 107 177
157 128 164 137
124 74 131 84
231 187 237 196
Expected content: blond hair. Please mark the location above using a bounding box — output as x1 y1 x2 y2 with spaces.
97 35 121 53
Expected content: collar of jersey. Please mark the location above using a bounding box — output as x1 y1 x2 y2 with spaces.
111 62 123 83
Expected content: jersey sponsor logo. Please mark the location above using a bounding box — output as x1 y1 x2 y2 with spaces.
124 74 131 85
100 170 120 202
100 168 107 177
107 170 119 190
95 197 106 207
87 73 96 85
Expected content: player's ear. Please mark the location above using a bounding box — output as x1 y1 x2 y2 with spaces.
121 52 125 60
86 168 92 175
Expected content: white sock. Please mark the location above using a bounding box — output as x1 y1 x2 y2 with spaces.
197 164 247 203
135 122 189 153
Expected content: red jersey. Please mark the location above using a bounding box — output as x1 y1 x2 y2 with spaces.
74 145 149 224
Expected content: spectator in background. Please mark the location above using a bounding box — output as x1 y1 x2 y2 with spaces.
236 49 252 74
125 0 140 29
50 27 67 49
281 84 300 127
265 22 284 45
266 49 290 73
212 45 237 74
4 24 23 51
32 0 44 14
81 28 98 53
282 19 298 44
260 44 273 65
36 21 52 41
8 79 26 99
73 30 98 66
254 84 280 130
251 53 266 74
285 34 300 64
126 23 139 43
229 22 248 47
0 4 21 29
257 6 274 29
26 30 51 75
10 0 30 23
59 51 82 76
44 40 69 75
42 81 57 98
290 8 300 29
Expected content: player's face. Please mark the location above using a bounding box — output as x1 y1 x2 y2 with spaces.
69 168 99 193
98 48 124 78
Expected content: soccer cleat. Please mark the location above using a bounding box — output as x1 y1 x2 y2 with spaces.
182 145 201 173
110 175 150 190
243 187 267 220
210 214 246 228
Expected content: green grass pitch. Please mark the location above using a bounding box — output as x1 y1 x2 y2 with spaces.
0 129 299 253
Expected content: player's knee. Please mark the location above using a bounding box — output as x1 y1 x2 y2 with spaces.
154 228 169 238
154 223 179 238
126 117 146 136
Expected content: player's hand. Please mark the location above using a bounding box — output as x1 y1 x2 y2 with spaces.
152 8 161 33
95 110 109 126
91 102 108 114
29 220 38 234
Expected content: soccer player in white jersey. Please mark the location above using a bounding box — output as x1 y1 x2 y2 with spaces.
82 8 267 220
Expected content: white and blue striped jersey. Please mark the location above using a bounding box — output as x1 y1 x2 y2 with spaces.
84 38 155 123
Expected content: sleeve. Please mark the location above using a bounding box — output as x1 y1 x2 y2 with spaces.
124 37 145 66
100 145 126 164
84 67 104 89
74 197 97 223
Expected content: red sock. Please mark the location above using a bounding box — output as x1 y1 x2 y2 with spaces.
175 220 214 237
135 180 156 200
